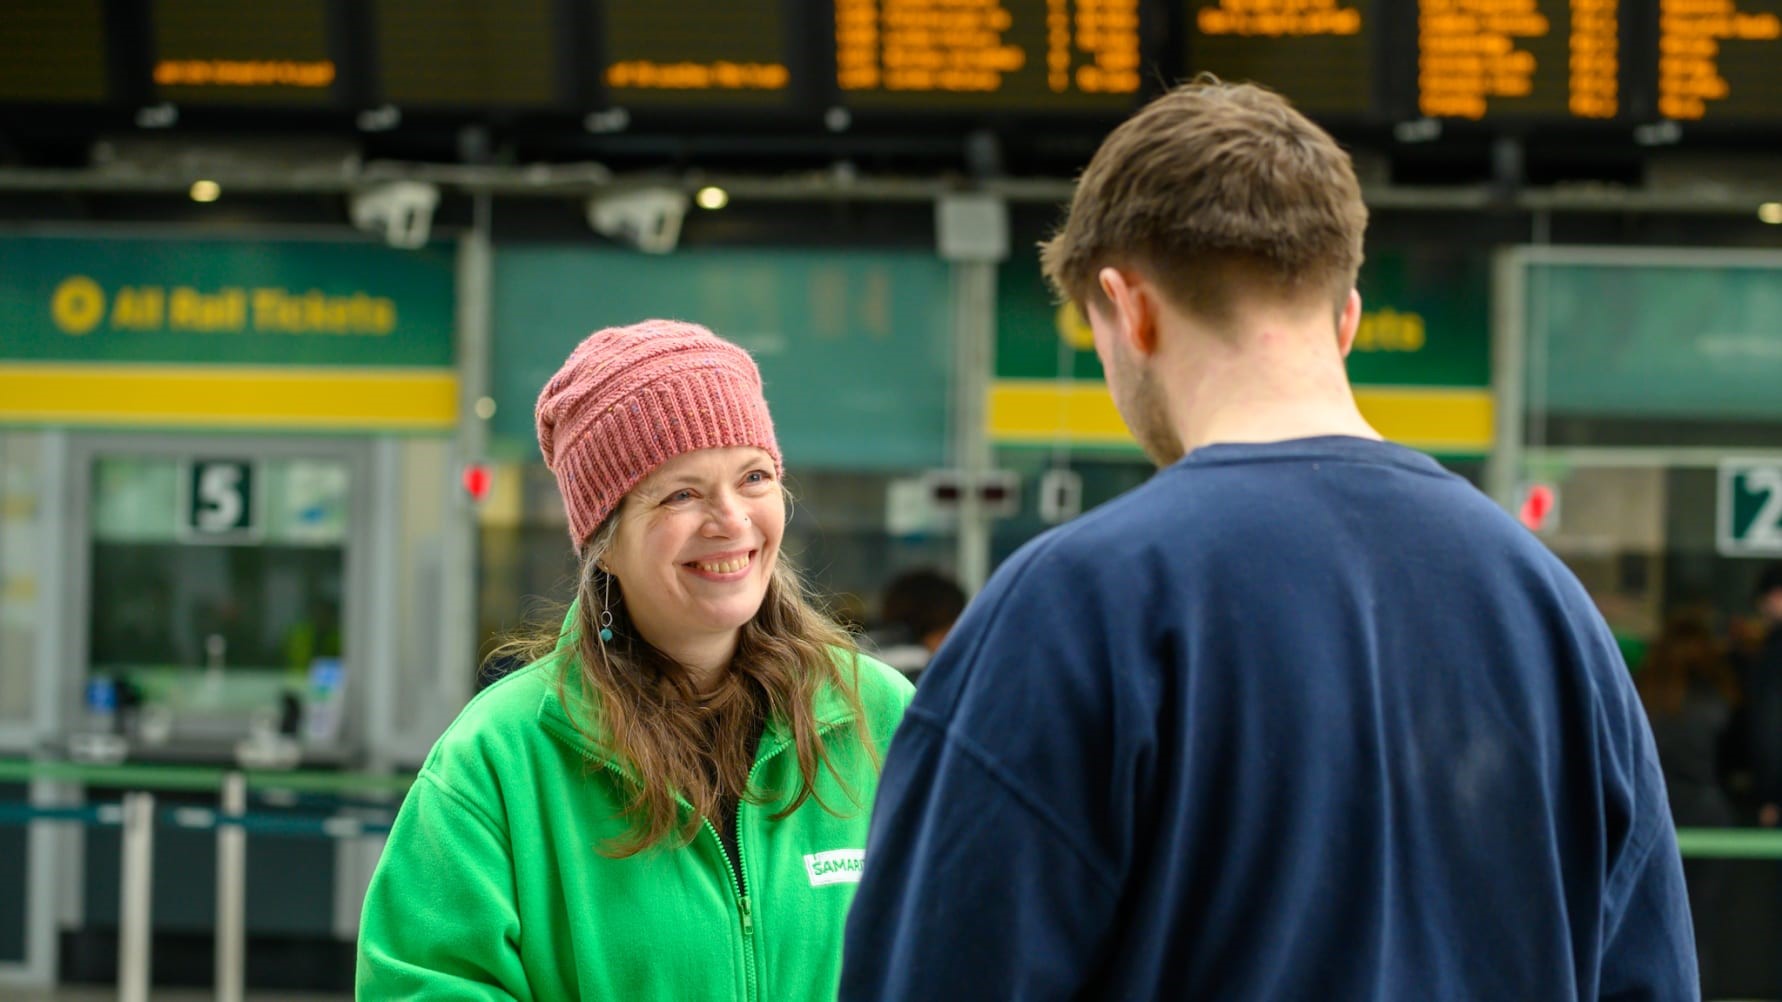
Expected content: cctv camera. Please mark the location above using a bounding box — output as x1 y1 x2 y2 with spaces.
350 181 440 250
586 188 689 255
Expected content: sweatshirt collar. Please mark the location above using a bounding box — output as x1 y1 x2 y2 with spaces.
532 602 858 772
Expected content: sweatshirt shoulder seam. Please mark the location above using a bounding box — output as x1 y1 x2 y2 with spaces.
902 706 1122 896
416 767 508 843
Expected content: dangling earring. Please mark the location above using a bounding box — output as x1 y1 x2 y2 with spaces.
598 570 616 643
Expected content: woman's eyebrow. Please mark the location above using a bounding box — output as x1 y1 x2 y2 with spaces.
634 476 687 499
644 470 716 495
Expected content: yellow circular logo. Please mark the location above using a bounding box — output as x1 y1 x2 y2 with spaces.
51 276 106 335
1054 301 1095 351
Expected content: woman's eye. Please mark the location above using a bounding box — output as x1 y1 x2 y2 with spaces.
664 489 695 504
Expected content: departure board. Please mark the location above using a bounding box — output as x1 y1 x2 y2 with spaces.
0 0 108 103
1185 0 1376 116
150 0 337 105
12 0 1782 138
1416 0 1622 118
602 0 793 107
1657 0 1782 121
374 0 560 108
836 0 1143 110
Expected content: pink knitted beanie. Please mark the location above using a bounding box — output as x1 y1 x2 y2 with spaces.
535 320 782 550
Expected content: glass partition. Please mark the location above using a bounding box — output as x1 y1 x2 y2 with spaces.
82 451 353 751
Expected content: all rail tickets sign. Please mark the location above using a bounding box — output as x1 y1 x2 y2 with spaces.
0 235 458 431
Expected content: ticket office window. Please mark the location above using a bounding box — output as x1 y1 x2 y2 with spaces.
73 440 367 758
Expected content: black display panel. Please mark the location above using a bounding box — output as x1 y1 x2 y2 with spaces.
1413 0 1624 119
1655 0 1782 122
372 0 563 108
834 0 1144 111
1183 0 1378 116
601 0 797 108
149 0 338 106
0 0 109 104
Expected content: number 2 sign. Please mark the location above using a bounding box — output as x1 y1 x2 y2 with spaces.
1717 460 1782 557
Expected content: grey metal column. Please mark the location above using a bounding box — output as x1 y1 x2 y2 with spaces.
361 436 403 772
937 194 1009 595
1487 249 1527 511
214 772 247 1002
24 431 69 987
438 196 493 726
34 429 68 743
117 791 155 1002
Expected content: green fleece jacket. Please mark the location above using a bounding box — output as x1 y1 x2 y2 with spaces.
356 635 914 1001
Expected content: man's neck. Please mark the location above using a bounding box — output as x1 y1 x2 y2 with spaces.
1161 315 1381 453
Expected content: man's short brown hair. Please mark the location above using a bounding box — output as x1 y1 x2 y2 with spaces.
1040 77 1367 328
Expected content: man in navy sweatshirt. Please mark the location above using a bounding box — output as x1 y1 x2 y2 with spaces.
841 78 1696 1001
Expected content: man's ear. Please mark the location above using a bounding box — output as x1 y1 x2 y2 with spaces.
1336 289 1362 358
1097 266 1160 357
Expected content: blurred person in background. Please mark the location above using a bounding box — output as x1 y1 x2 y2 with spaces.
358 321 914 1000
1637 607 1741 992
862 568 966 684
842 78 1695 1000
1638 608 1741 829
1743 562 1782 830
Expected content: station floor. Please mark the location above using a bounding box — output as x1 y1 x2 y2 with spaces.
7 986 1777 1001
8 986 1781 1002
11 984 347 991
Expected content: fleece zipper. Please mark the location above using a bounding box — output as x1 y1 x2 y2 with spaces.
595 717 851 1002
703 815 756 1000
723 718 851 1002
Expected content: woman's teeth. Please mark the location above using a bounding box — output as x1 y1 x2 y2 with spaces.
693 556 750 574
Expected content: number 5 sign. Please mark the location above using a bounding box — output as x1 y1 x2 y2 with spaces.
1717 460 1782 557
183 459 260 539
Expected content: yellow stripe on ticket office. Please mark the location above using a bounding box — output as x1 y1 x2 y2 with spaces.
0 363 458 430
987 379 1494 453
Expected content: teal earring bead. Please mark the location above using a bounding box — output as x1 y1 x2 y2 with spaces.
599 626 614 643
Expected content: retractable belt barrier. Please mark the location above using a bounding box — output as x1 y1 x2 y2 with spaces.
0 801 394 837
1 759 410 1002
4 758 1782 998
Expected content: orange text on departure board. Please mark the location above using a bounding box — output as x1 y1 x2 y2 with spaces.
606 61 789 91
1197 0 1363 38
1049 0 1141 93
1658 0 1781 118
837 0 1022 92
836 0 1140 95
1417 0 1548 118
1568 0 1618 117
155 60 335 88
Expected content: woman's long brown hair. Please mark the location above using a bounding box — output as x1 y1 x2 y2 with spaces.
491 506 875 857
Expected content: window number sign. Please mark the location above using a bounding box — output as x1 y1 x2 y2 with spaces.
185 459 258 537
1717 460 1782 557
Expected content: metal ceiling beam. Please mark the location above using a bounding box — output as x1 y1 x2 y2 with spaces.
0 161 1774 215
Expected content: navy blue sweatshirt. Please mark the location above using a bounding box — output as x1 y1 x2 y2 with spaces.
842 436 1695 1001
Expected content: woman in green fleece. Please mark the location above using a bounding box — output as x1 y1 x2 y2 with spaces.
357 320 915 1001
